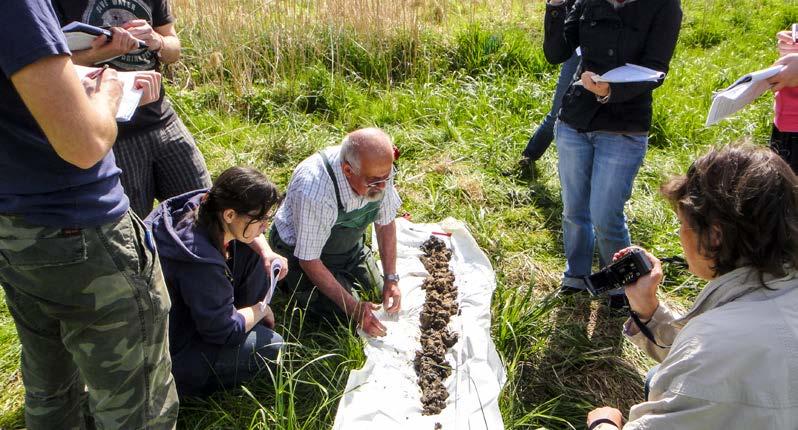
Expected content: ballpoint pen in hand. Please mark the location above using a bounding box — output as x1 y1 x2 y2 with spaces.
87 64 110 90
87 64 109 79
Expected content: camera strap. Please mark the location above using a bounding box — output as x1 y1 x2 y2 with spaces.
629 310 671 349
660 256 688 269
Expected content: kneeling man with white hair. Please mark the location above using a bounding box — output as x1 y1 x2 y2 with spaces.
269 127 403 337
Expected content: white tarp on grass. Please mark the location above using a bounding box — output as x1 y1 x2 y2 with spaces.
332 217 506 430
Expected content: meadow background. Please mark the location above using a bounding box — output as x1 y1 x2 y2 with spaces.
2 0 797 428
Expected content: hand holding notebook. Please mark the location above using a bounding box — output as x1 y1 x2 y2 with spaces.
75 66 147 122
705 65 784 126
62 22 147 51
573 64 665 86
259 259 282 313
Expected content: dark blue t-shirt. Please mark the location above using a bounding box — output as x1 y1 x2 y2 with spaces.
0 0 128 228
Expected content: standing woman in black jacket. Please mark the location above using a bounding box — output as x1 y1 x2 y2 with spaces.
543 0 682 298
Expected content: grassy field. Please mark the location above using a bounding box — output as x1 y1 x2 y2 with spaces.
1 0 797 428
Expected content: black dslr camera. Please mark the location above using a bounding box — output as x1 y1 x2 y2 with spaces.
585 249 653 296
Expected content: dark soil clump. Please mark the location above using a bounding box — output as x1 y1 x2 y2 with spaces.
414 236 459 415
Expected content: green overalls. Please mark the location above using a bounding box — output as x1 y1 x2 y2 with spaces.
269 151 385 320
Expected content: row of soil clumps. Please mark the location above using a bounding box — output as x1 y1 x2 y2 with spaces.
414 236 459 416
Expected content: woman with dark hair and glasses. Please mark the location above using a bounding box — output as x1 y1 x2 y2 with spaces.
586 145 798 429
145 166 288 397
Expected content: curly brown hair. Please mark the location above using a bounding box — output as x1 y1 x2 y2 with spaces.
661 144 798 278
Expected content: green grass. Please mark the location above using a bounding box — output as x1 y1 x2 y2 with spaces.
2 0 798 428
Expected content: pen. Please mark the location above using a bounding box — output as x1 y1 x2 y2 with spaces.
88 64 109 90
408 227 453 237
87 64 109 80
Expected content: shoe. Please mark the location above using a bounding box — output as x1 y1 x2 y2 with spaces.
558 275 589 296
518 156 537 179
557 284 586 296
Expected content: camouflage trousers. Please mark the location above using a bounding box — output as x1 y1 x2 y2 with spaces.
0 212 178 429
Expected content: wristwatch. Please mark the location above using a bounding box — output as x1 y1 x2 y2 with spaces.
596 89 612 104
383 273 400 283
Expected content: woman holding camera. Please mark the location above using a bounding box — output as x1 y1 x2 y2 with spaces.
543 0 682 301
586 145 798 429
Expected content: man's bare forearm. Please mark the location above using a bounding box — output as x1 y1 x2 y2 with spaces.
298 259 358 314
375 221 397 276
153 23 181 65
157 35 180 64
71 49 104 66
12 57 120 169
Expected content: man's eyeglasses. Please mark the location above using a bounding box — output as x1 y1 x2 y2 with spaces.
364 167 396 189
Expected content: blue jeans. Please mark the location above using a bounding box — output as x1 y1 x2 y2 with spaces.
555 121 648 288
210 244 283 391
523 52 580 161
207 324 283 393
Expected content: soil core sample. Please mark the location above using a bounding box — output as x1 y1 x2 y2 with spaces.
414 236 459 415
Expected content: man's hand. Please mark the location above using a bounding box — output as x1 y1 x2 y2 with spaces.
261 304 276 329
587 407 623 429
616 246 662 320
374 220 400 313
581 71 610 98
133 71 161 106
81 67 123 114
383 280 401 313
769 53 798 91
83 28 140 64
122 19 164 52
354 301 387 337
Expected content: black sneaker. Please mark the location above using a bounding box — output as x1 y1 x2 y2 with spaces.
518 156 537 179
557 284 586 296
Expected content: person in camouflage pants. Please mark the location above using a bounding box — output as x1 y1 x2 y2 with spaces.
2 0 178 427
0 213 178 429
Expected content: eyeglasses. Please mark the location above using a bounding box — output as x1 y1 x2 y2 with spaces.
363 167 397 189
244 211 274 223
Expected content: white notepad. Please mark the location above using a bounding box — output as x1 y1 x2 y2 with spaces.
259 259 282 312
573 63 665 86
705 65 784 127
75 67 143 122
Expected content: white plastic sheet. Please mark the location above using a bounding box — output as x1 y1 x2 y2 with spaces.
332 218 506 430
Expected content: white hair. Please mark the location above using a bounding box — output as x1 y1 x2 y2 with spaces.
340 135 362 171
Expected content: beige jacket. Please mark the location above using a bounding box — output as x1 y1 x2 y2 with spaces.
617 266 798 429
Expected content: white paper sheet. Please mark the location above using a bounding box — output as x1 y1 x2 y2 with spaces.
573 63 664 86
705 65 784 126
75 67 143 122
64 32 97 51
115 73 144 122
594 64 665 83
332 217 506 430
259 260 281 312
